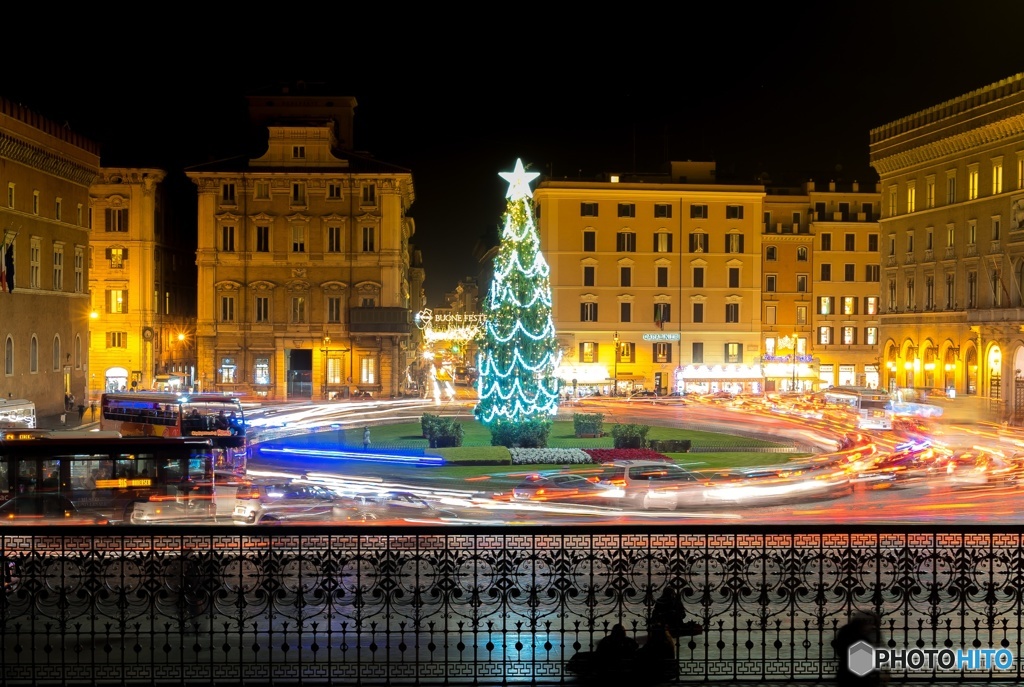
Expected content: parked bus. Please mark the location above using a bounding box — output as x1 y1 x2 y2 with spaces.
0 398 36 429
820 386 894 430
0 430 217 523
99 392 247 474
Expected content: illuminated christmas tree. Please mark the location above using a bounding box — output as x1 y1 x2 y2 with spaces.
475 159 561 435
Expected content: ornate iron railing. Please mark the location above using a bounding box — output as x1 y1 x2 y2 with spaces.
2 524 1022 685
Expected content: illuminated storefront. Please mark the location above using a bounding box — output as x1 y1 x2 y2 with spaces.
674 363 763 395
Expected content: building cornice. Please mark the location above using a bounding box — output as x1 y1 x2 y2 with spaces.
0 131 98 186
872 113 1024 177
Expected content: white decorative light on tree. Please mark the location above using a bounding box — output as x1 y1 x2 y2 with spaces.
475 159 561 424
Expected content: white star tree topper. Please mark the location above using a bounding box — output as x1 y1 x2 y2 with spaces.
499 158 541 201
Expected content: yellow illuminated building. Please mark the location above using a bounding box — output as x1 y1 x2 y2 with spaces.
762 181 881 391
0 97 96 416
870 72 1024 420
534 162 765 395
186 88 416 400
88 168 196 396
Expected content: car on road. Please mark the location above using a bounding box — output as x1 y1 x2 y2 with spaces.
595 460 707 510
936 448 1023 488
233 479 367 525
868 440 939 481
0 493 108 524
453 366 477 386
130 471 249 524
356 490 460 520
511 473 610 503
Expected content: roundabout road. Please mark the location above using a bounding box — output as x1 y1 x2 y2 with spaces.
244 396 1024 526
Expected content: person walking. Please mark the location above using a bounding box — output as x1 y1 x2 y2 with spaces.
363 426 371 449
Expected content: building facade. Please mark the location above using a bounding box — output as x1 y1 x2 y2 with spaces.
870 72 1024 420
762 181 881 392
87 168 197 396
534 162 766 396
186 92 416 400
0 97 97 417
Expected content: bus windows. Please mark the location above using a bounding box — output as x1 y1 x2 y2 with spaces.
100 392 247 476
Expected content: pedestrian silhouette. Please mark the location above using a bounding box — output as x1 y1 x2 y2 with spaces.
651 586 687 639
363 426 371 449
634 623 677 685
566 623 638 684
833 611 883 686
594 623 638 671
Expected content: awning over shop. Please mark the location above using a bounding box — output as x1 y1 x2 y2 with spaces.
676 364 763 380
615 374 647 381
555 363 610 384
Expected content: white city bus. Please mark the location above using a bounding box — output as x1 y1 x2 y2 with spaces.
821 386 893 431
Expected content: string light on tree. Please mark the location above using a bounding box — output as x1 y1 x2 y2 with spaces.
475 159 561 425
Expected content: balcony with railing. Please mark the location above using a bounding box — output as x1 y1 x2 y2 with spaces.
349 306 412 333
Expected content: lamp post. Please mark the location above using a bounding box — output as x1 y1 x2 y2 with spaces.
612 331 619 396
790 333 798 393
322 334 331 399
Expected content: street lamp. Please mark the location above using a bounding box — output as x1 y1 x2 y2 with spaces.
322 334 331 399
791 333 798 392
612 331 619 397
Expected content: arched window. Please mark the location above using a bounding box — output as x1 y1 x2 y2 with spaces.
30 336 38 373
53 335 61 371
4 337 12 376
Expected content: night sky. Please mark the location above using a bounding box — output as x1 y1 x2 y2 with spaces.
5 8 1023 305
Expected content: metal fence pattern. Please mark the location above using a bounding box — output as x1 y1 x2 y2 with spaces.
1 524 1022 685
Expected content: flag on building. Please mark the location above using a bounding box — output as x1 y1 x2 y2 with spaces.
654 307 664 330
3 241 13 293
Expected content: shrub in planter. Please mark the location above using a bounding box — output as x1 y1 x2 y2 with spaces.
573 413 604 437
428 416 464 448
489 418 551 448
421 413 464 447
611 423 650 449
421 413 443 440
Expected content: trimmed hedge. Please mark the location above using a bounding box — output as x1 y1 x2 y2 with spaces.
573 412 604 437
489 418 551 448
648 439 692 453
583 448 671 463
611 423 650 449
421 413 465 448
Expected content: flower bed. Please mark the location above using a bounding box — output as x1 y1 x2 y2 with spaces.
583 448 672 464
509 448 592 465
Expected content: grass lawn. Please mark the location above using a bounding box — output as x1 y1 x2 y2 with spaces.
363 419 810 478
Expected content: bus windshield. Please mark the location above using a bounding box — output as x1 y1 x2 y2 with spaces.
100 392 247 474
